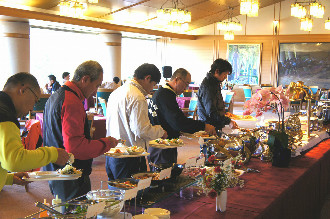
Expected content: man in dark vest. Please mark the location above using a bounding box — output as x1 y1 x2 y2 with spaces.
43 60 118 201
148 68 217 165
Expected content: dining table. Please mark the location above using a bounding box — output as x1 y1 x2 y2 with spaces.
139 138 330 219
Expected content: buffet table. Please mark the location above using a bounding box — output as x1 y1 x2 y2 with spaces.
149 138 330 219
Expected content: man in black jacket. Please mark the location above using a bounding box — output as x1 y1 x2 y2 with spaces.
197 58 238 131
148 68 217 165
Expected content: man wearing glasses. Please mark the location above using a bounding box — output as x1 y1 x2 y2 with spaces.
0 72 70 192
148 68 217 165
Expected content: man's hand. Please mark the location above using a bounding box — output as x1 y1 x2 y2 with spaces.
204 124 217 136
106 136 119 148
161 131 168 139
13 172 30 186
54 148 70 166
229 120 239 129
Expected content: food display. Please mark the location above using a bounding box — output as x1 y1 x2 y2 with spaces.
57 164 82 175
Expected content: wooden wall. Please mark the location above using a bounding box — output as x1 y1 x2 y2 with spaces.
163 34 330 87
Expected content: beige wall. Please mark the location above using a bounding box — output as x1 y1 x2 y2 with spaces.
163 34 330 84
161 34 330 102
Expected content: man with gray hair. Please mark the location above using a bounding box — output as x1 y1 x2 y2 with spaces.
148 68 217 165
43 60 118 201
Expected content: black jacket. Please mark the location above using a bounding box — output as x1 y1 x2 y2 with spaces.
148 84 205 164
197 73 231 130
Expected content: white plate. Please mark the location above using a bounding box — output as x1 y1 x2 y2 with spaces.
59 173 82 178
127 151 145 155
29 171 60 178
105 152 150 158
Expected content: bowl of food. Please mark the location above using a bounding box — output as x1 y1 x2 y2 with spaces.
47 200 92 218
86 189 125 217
107 178 139 190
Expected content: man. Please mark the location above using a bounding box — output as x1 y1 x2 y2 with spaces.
43 60 118 201
45 74 61 94
62 72 70 84
0 72 69 192
105 63 167 180
148 68 217 165
197 58 239 131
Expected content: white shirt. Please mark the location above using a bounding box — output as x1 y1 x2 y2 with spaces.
106 79 164 149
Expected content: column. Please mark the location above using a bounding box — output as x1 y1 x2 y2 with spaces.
101 33 121 82
0 20 30 75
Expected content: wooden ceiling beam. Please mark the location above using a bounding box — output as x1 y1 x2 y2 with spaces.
0 5 196 40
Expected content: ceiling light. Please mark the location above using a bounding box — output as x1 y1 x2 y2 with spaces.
157 0 191 32
58 0 87 18
218 7 242 40
291 1 324 19
88 0 98 3
240 0 259 17
224 31 234 40
325 18 330 30
300 17 313 31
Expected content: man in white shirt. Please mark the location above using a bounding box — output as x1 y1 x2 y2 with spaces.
105 63 167 180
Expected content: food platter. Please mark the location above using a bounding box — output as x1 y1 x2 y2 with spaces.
149 140 184 149
105 146 149 158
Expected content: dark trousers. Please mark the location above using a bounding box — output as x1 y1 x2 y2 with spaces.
148 147 178 165
105 156 147 180
48 174 91 202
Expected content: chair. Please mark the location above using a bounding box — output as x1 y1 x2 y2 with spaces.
182 97 198 120
96 88 113 111
242 86 252 101
87 113 95 138
98 97 107 117
261 84 273 88
182 90 194 97
21 119 43 192
224 92 234 113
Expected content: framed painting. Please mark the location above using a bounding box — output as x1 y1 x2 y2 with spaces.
278 42 330 89
227 44 261 85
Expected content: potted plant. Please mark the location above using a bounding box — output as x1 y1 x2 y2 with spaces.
243 86 291 167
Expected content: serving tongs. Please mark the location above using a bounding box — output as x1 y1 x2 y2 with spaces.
35 201 63 215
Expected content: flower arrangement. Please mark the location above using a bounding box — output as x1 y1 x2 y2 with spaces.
243 86 290 132
243 86 291 167
200 156 244 198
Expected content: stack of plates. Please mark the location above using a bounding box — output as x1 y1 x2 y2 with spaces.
144 208 170 219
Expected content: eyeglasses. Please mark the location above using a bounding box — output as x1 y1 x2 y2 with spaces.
178 77 190 87
27 87 39 104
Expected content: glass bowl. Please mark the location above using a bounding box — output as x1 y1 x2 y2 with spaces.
86 189 125 217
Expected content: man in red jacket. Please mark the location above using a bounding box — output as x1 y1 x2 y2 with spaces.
43 60 118 201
